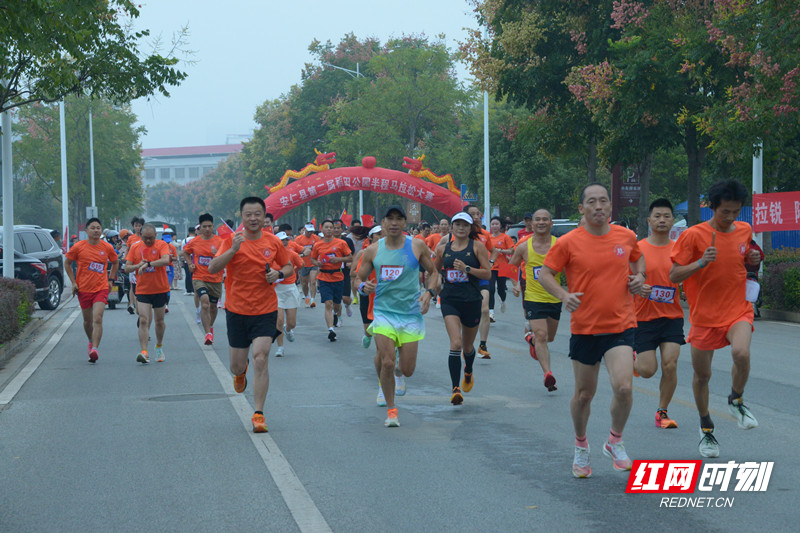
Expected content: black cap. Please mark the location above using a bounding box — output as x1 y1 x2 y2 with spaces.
383 204 406 219
523 213 533 219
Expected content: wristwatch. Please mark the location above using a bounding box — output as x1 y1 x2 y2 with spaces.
465 265 471 273
426 288 435 297
277 271 285 280
146 261 151 268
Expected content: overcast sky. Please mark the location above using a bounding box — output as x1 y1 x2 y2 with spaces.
130 0 479 149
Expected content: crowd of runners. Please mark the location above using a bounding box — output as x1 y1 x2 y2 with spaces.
63 179 761 477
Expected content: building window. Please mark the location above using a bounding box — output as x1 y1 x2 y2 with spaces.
159 168 171 180
174 167 185 180
189 167 199 179
146 169 156 181
202 166 214 176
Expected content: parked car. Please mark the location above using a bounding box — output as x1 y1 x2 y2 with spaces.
506 219 579 242
0 225 64 310
0 248 50 306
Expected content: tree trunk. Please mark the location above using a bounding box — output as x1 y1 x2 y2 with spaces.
685 124 706 226
637 152 654 239
587 135 597 182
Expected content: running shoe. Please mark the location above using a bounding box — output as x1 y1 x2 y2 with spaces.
286 329 295 342
275 346 284 357
328 329 337 342
362 334 372 349
156 346 165 363
252 413 268 433
524 332 537 360
377 385 387 407
450 386 463 405
204 333 213 346
478 346 491 359
395 374 406 396
632 351 640 378
573 445 592 478
435 296 441 309
127 305 135 315
603 440 633 471
500 301 506 313
656 409 678 429
333 314 339 327
489 311 496 323
165 305 169 314
88 348 99 363
544 371 557 392
346 304 353 317
304 297 310 307
136 351 150 364
87 342 93 355
698 428 720 458
384 407 400 428
310 301 316 308
728 398 758 429
195 311 201 324
233 363 248 393
461 372 474 393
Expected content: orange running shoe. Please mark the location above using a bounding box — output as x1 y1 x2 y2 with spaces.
632 351 640 378
461 372 474 393
544 371 557 392
384 407 400 427
477 346 491 359
204 333 213 346
656 409 678 429
233 363 248 393
450 386 463 405
524 332 537 360
251 412 268 433
310 301 316 308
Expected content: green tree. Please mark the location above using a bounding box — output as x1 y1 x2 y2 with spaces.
1 0 188 113
13 96 144 230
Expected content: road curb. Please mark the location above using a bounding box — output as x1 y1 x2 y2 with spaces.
0 297 75 369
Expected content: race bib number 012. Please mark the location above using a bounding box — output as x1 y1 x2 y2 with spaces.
380 265 404 281
446 269 468 283
649 285 676 304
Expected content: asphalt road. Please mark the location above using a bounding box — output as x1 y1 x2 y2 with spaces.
0 288 797 532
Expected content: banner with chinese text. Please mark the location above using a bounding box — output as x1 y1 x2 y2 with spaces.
752 192 800 232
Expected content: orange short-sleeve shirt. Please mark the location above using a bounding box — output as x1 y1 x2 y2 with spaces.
490 233 515 270
279 249 304 285
670 221 752 327
184 235 224 283
426 233 443 250
216 233 289 315
544 225 642 335
634 239 683 323
66 240 118 294
126 240 170 295
294 234 320 267
312 238 351 282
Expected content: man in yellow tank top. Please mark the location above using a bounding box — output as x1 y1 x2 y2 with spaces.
510 208 562 392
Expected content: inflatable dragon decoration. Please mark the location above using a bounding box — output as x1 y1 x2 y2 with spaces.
402 155 460 195
267 149 337 193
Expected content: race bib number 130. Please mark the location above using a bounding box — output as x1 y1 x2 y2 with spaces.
381 265 404 281
649 285 676 304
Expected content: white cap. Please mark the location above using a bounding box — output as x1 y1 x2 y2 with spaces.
318 232 324 238
368 225 382 237
163 228 174 234
451 212 473 225
275 231 289 240
304 224 315 232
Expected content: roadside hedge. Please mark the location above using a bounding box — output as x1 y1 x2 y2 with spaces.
762 248 800 312
0 278 36 344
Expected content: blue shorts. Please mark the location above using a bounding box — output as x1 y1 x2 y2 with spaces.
167 265 174 284
479 279 489 289
318 279 343 304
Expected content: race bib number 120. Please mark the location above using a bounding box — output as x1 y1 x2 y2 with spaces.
381 265 404 281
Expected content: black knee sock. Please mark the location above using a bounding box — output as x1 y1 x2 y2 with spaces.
479 340 487 349
700 414 714 430
728 389 742 404
448 350 461 389
464 349 476 374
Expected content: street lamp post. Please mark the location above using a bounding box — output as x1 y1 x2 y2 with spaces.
1 107 14 278
59 101 69 251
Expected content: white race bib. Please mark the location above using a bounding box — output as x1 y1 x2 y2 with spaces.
198 255 212 266
649 285 676 304
532 266 542 280
380 265 404 281
88 261 104 273
446 269 468 283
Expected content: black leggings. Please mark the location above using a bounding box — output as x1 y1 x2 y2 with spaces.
489 270 507 310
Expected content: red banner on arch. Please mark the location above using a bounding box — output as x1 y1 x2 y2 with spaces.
753 191 800 232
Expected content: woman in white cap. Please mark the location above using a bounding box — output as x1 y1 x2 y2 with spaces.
433 212 492 405
273 232 305 357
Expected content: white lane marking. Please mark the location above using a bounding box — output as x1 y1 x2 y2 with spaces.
0 308 81 406
179 301 332 533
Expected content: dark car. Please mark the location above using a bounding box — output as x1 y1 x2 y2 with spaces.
0 248 50 305
0 225 64 310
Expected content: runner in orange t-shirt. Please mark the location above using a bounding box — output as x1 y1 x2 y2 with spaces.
295 224 320 307
465 205 495 358
631 199 685 430
124 224 171 364
125 216 144 314
539 184 645 478
311 220 353 341
65 217 119 363
669 180 762 458
209 197 292 433
427 218 449 309
488 216 515 321
273 231 304 357
183 213 225 344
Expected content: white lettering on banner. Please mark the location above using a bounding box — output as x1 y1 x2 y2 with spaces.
280 196 289 207
381 179 390 190
769 201 783 224
417 187 426 200
298 189 308 200
352 177 361 187
754 202 769 226
380 265 404 281
795 201 800 223
649 285 676 304
425 191 434 202
391 180 398 191
398 182 408 194
698 462 739 492
88 261 104 273
408 185 417 197
733 462 773 492
326 179 336 192
362 177 370 188
307 186 317 197
289 193 296 204
446 269 468 283
335 176 343 188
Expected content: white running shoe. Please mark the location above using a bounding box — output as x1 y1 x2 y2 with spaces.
395 374 406 396
285 328 295 342
698 428 720 458
573 445 591 478
500 301 506 313
489 310 496 323
345 304 352 317
195 311 201 324
362 335 372 349
603 440 632 471
728 398 758 429
376 386 387 407
275 346 284 357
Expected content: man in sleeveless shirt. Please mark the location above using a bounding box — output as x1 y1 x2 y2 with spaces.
357 205 439 428
510 208 561 392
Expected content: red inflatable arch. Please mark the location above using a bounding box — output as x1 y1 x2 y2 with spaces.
264 162 466 220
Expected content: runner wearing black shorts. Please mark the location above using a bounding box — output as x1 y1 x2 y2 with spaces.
434 212 492 405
